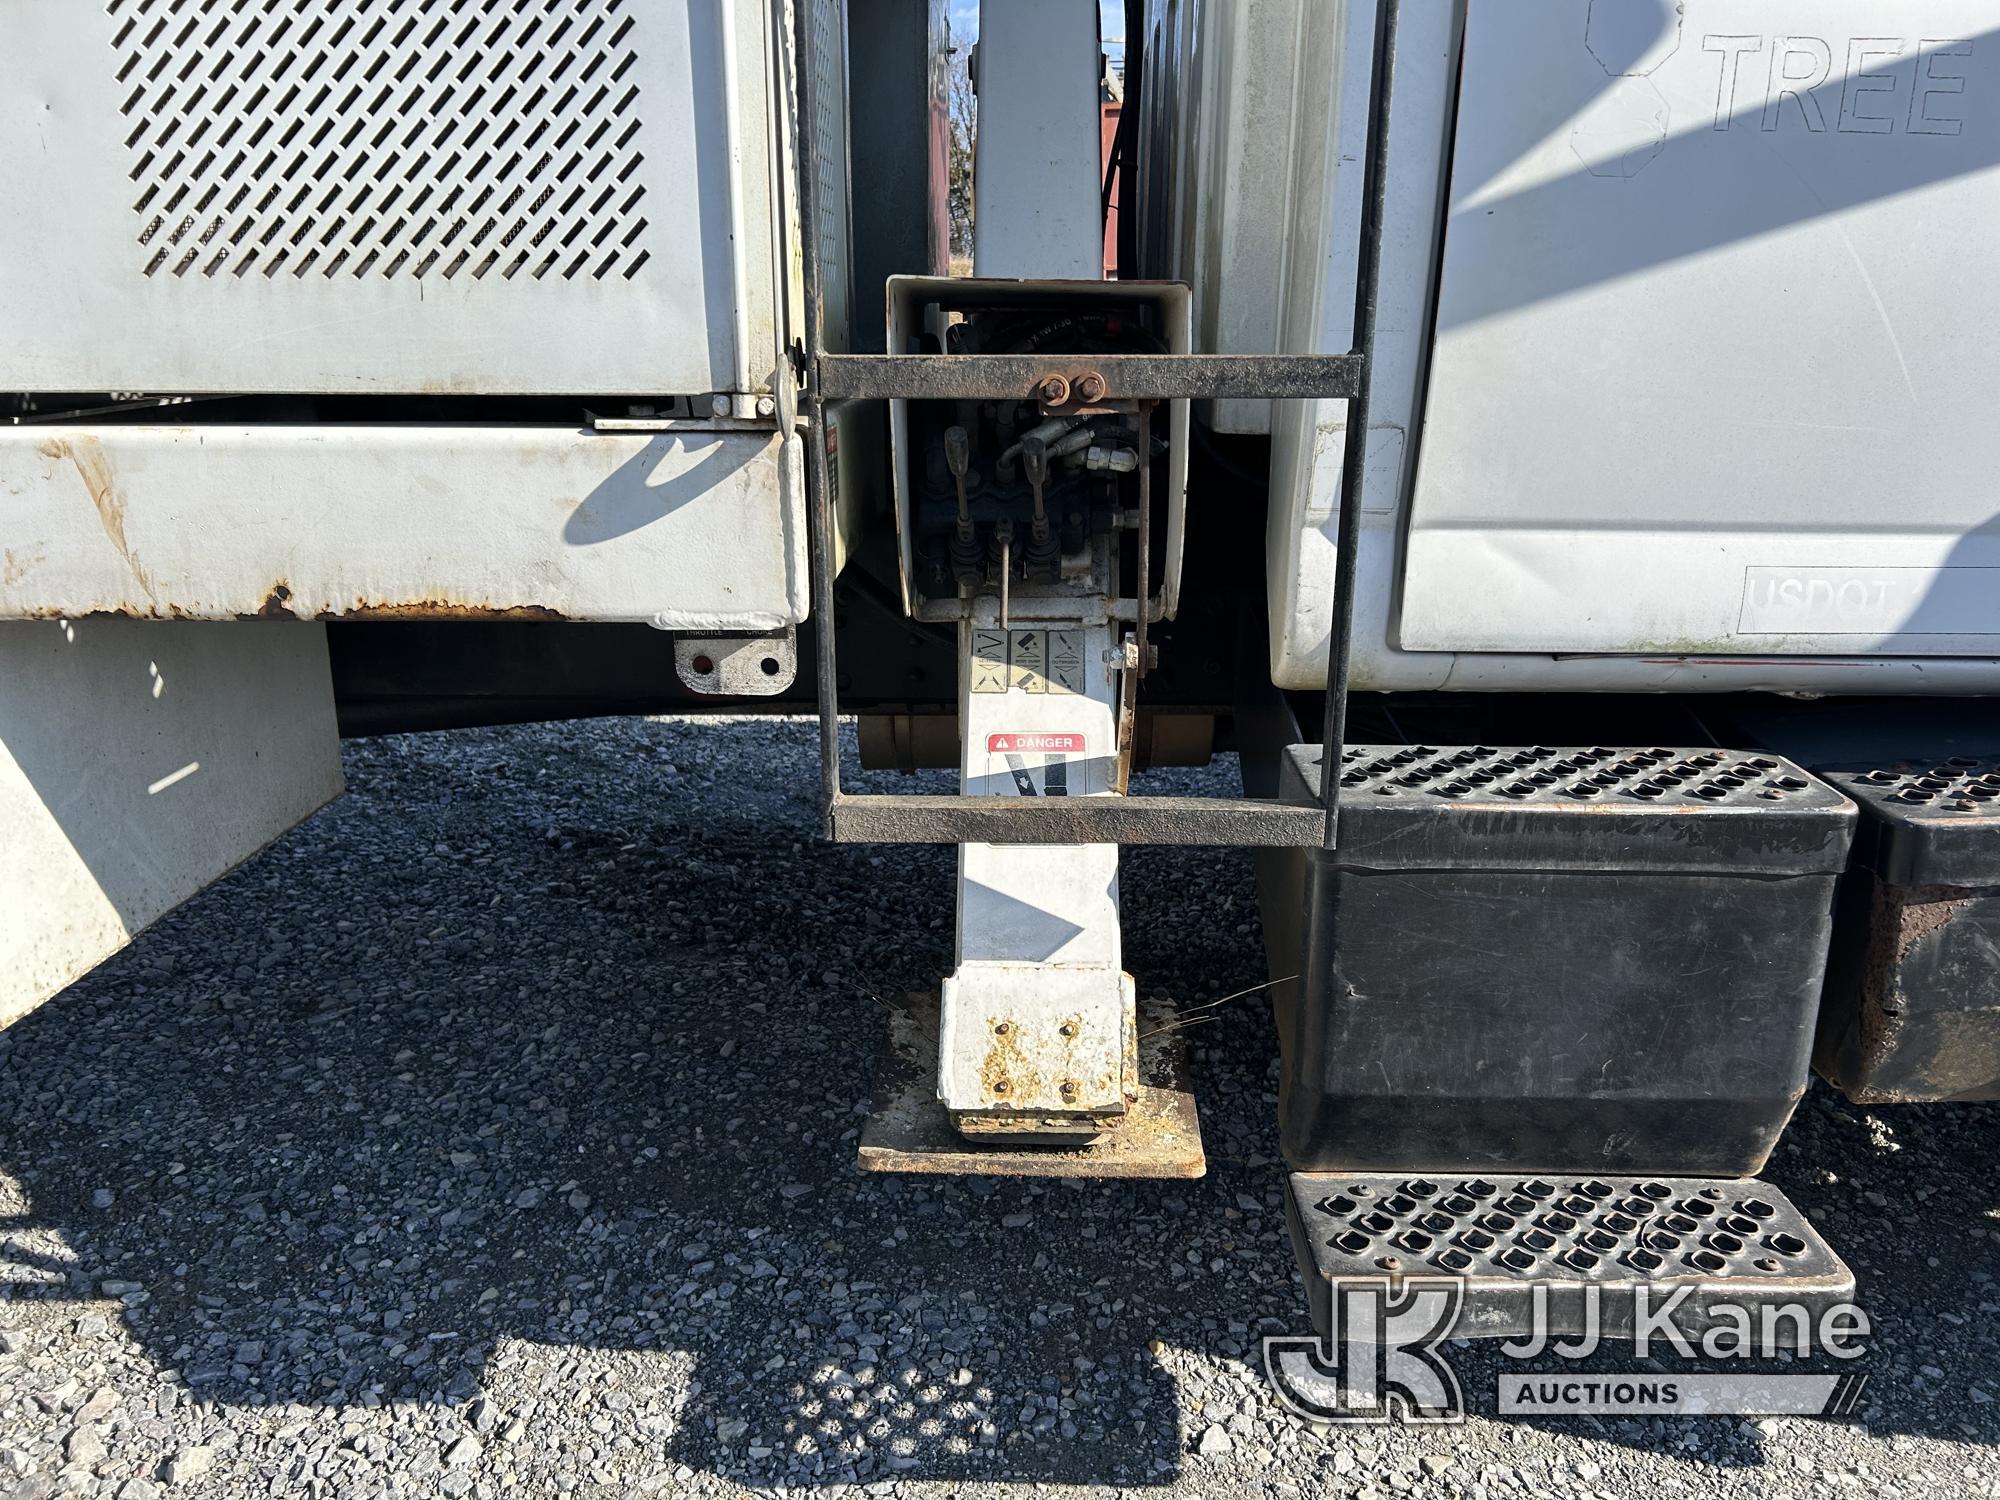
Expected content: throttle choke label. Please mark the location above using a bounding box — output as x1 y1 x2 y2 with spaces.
970 630 1086 695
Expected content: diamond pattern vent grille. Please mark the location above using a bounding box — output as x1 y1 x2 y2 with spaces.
106 0 651 284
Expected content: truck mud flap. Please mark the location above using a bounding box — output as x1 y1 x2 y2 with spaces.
1286 1172 1852 1342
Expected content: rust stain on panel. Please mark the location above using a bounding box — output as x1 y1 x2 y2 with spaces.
321 599 569 621
12 438 574 621
1 547 41 586
7 598 571 623
979 1021 1039 1104
40 435 158 604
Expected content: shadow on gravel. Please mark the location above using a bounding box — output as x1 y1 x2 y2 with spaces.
0 720 1300 1488
3 719 1998 1489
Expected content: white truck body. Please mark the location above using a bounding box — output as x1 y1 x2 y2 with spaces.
1143 0 2000 691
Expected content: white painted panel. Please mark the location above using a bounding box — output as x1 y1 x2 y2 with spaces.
973 0 1103 278
1263 0 1409 675
954 620 1122 971
0 0 785 395
1139 0 1317 432
1403 527 2000 656
1258 3 2000 692
1403 0 2000 656
0 424 807 628
0 619 342 1027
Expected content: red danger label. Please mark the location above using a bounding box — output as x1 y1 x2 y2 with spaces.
987 732 1085 754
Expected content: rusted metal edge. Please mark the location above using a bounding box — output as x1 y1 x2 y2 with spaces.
816 352 1362 403
2 599 572 623
827 793 1323 846
857 992 1205 1179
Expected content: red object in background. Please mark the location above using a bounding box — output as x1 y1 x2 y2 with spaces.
1099 95 1120 279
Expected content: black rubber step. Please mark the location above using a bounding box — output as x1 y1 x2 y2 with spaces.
1287 1172 1854 1341
1814 754 2000 1103
1270 744 1854 1176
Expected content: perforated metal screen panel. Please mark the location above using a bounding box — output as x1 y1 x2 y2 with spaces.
109 0 652 287
0 0 790 395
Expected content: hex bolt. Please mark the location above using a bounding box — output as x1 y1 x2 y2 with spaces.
1075 371 1106 404
1036 374 1071 406
991 1078 1010 1095
1059 1081 1079 1102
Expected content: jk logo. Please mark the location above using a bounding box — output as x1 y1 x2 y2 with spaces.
1263 1278 1466 1424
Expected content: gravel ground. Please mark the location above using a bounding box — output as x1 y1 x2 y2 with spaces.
1 714 1997 1500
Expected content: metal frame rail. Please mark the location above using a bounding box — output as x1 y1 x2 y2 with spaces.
793 0 1399 852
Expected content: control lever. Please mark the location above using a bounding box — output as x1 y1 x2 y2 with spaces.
1022 434 1059 582
944 425 983 586
993 519 1013 628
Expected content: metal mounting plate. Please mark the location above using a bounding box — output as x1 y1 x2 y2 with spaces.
819 352 1362 402
826 793 1323 846
858 992 1205 1179
673 632 799 697
1288 1172 1853 1342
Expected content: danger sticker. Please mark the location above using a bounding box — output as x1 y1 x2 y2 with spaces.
987 733 1085 754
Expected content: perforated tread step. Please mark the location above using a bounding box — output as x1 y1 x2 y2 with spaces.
1822 754 2000 884
1814 753 2000 1102
1287 1173 1853 1341
1329 743 1836 809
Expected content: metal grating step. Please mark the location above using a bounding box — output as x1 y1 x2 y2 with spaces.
1287 1172 1854 1341
1820 754 2000 884
1326 743 1842 811
1834 754 2000 814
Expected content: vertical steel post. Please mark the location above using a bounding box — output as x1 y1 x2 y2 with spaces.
792 0 844 836
1317 0 1400 852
